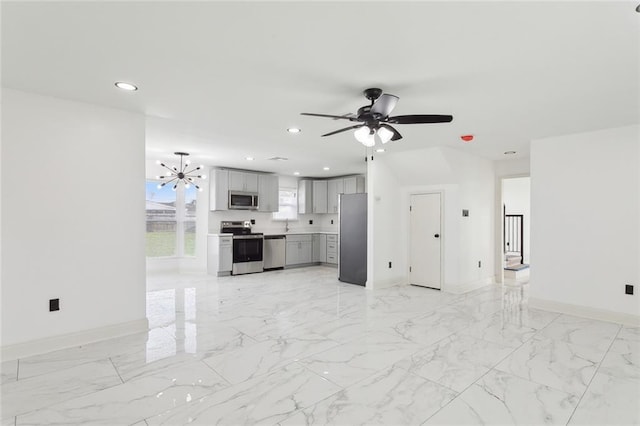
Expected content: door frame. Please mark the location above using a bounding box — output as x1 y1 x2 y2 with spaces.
407 190 444 290
495 173 530 285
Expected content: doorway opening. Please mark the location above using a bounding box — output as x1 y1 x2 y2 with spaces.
501 177 530 285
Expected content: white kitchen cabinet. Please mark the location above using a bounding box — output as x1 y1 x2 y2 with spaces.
313 233 328 263
207 234 233 276
298 179 313 214
258 174 279 212
210 168 229 211
313 180 328 214
343 176 365 194
317 234 327 263
327 178 344 214
326 233 338 264
286 234 313 266
229 170 258 192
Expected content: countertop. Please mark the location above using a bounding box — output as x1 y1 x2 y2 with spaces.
208 231 337 237
263 231 338 236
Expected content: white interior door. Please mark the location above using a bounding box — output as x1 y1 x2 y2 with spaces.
409 193 442 289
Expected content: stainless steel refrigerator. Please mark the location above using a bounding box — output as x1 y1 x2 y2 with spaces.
339 193 367 286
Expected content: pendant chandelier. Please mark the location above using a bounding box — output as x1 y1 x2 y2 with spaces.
156 152 206 191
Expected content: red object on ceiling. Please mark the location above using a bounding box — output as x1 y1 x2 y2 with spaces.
461 134 474 142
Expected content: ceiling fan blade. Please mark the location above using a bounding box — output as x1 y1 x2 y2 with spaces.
301 112 358 121
379 124 403 141
321 124 364 137
370 94 399 117
388 114 453 124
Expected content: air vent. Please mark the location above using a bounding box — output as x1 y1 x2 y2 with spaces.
267 157 289 161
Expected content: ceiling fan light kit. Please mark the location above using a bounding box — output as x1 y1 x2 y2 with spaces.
301 87 453 147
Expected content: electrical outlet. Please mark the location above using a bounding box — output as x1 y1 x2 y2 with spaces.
388 261 392 269
330 219 334 225
309 219 313 225
49 298 60 312
626 285 634 295
478 260 482 268
250 219 255 225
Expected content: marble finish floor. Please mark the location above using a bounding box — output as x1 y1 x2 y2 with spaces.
1 266 638 425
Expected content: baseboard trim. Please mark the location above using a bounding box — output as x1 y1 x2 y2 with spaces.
368 276 406 290
1 318 149 361
529 298 640 327
445 277 495 294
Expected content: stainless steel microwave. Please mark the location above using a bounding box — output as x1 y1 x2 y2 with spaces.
228 191 259 210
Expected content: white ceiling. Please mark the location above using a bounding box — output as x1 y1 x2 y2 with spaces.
3 1 638 178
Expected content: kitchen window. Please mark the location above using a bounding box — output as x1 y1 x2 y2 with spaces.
272 187 298 221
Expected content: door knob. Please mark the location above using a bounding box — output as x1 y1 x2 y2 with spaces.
434 234 440 238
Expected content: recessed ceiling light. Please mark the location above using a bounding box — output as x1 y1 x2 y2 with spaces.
114 81 138 91
375 148 385 153
293 172 300 176
504 151 517 155
246 156 254 161
323 166 330 171
287 128 301 133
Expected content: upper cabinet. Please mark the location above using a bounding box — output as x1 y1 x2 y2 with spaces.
343 175 365 194
210 168 278 211
228 170 258 192
298 179 313 214
327 178 344 214
299 175 365 214
258 174 279 212
312 180 328 214
210 168 230 211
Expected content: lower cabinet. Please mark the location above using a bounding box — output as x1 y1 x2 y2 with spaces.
207 234 233 276
286 235 313 266
326 234 338 265
287 233 336 267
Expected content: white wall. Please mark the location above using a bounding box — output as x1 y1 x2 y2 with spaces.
367 156 404 289
1 89 147 351
503 177 531 264
372 147 495 293
530 125 639 319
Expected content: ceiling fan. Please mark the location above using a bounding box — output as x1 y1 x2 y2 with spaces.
301 88 453 147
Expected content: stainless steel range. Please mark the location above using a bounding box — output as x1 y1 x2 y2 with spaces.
220 221 264 275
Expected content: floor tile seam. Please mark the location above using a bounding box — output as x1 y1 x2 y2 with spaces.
392 362 460 397
482 337 599 397
272 336 346 366
418 365 500 424
415 334 528 419
198 359 233 387
15 354 114 382
492 356 588 397
528 331 618 360
451 334 520 367
565 325 624 425
8 370 127 421
421 362 577 426
7 353 121 389
291 360 346 389
108 357 125 384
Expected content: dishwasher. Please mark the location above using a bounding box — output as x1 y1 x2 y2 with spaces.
263 235 286 270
